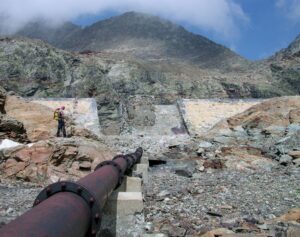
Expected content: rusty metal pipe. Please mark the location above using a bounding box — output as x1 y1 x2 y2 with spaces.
0 147 143 237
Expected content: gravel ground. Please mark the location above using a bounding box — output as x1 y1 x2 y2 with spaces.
0 180 41 228
0 165 299 236
144 165 300 236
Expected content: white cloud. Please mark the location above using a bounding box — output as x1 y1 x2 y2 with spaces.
0 0 248 39
276 0 300 21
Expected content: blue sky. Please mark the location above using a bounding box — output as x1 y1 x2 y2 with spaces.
1 0 300 60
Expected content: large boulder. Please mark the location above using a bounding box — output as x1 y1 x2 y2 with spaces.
0 87 28 142
0 137 115 184
0 114 28 143
226 97 300 129
0 86 6 113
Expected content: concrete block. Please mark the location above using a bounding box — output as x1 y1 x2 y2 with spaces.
116 176 142 192
103 192 143 217
134 164 149 183
125 176 142 192
141 155 149 164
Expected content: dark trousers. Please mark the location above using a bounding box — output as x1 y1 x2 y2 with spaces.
56 120 66 137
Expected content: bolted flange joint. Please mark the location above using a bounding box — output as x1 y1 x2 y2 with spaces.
33 181 102 237
94 160 124 189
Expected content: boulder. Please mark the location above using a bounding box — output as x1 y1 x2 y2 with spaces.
274 208 300 223
213 136 236 144
289 109 300 123
199 228 234 237
0 137 115 184
0 86 6 113
288 150 300 159
0 114 28 143
279 155 293 165
198 141 213 149
293 158 300 166
203 159 224 169
262 125 286 136
287 124 300 135
220 147 276 171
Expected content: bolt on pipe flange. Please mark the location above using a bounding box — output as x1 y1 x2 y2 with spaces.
94 160 124 189
34 181 102 237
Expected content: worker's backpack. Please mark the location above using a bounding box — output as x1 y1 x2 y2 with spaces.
53 110 59 121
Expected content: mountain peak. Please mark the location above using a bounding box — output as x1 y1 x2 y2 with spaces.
10 11 246 70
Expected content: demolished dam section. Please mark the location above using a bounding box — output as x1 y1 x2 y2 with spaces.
30 97 263 142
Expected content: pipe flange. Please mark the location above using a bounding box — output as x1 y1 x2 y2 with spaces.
114 155 132 170
33 181 101 237
124 154 135 169
95 160 124 188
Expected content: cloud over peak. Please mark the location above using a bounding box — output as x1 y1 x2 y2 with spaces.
0 0 248 39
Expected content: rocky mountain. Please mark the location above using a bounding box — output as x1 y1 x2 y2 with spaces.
15 12 247 71
16 21 81 47
0 12 299 134
0 34 299 134
266 34 300 95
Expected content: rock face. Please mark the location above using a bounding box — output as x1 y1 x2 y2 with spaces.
193 96 300 171
0 86 6 113
4 95 96 142
0 87 28 142
5 96 57 142
0 36 299 134
0 19 299 134
0 13 299 135
0 137 115 184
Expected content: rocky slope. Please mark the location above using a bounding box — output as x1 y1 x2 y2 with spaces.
142 96 300 236
0 12 298 136
1 36 299 135
15 12 247 71
0 87 116 184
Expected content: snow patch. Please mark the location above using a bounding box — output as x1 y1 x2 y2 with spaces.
0 139 22 150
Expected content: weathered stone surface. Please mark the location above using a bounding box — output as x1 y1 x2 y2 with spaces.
279 155 293 165
0 137 115 183
203 159 224 169
0 86 6 113
289 109 300 123
5 95 97 142
175 169 193 178
199 228 234 237
274 208 300 223
0 114 28 143
288 150 300 159
293 158 300 166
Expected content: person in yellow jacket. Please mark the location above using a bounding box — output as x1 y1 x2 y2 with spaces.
54 106 66 137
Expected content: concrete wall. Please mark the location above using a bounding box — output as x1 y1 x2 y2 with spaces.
30 98 101 137
130 105 187 136
178 99 263 136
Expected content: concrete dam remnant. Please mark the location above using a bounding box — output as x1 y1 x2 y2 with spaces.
31 98 101 137
30 97 263 138
178 99 263 136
